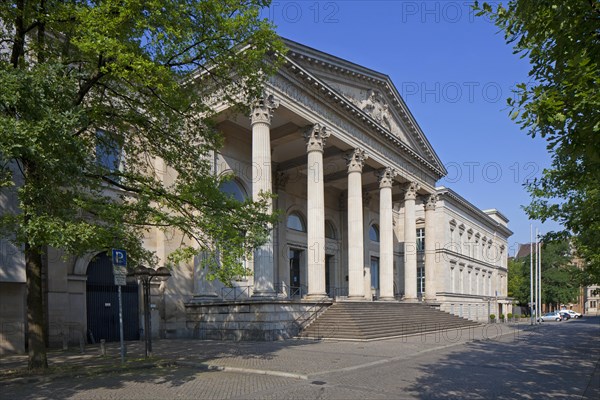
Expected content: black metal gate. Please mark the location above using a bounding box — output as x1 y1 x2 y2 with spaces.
86 253 140 343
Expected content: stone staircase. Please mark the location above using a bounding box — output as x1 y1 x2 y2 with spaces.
299 301 481 340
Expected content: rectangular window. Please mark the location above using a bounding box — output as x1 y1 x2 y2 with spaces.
96 129 123 180
417 265 425 294
416 228 425 251
591 301 597 309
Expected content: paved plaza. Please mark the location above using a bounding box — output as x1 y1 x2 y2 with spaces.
1 318 599 399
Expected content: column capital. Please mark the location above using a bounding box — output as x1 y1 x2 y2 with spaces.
404 181 420 200
425 193 438 210
250 94 279 125
345 148 368 173
304 123 330 153
378 167 397 189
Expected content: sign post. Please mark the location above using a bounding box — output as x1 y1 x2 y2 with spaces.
112 249 127 364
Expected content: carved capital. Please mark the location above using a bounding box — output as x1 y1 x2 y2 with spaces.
425 194 438 211
404 182 420 200
250 94 279 125
377 167 397 189
345 148 368 173
304 123 330 153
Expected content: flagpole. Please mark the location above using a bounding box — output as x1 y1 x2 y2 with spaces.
538 231 542 318
530 225 534 325
533 228 541 324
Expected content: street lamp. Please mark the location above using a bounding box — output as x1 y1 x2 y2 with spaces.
130 266 171 358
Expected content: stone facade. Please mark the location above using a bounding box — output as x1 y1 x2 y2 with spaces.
0 39 513 353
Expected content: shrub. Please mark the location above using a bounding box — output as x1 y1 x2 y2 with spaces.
500 313 505 320
489 314 496 320
507 313 513 320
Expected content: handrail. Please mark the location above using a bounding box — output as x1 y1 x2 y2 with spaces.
289 295 332 337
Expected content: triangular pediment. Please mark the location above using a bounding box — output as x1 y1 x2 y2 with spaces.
282 38 446 177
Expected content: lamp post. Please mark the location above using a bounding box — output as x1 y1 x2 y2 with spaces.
130 266 171 358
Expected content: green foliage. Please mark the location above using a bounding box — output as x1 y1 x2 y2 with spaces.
1 0 283 278
507 313 513 319
511 241 581 307
475 1 600 283
489 314 496 320
1 0 283 368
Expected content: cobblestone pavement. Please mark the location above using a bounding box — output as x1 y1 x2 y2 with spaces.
1 319 598 399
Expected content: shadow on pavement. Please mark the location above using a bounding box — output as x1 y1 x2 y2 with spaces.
407 316 600 400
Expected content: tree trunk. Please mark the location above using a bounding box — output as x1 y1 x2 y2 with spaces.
26 242 48 370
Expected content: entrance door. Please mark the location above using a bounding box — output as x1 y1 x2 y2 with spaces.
289 249 302 297
325 255 333 297
371 256 380 298
86 253 140 343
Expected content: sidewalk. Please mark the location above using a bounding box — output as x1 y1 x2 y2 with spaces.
1 322 530 384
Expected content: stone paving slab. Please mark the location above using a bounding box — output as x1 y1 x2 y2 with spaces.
0 323 526 380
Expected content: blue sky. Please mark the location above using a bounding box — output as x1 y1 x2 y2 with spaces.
261 1 561 254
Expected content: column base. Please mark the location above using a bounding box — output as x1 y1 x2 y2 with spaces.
303 293 330 302
346 295 367 301
378 296 396 301
252 290 277 299
402 297 419 303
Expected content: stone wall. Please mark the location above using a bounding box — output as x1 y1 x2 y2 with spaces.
185 300 331 341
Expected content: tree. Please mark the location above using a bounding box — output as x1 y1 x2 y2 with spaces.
511 241 581 310
1 0 282 369
475 1 600 283
507 258 528 304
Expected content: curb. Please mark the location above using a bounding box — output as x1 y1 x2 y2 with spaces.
174 360 308 380
0 360 171 386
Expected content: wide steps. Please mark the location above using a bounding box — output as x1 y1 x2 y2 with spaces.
300 302 480 340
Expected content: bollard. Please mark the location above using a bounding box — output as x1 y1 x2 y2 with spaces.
62 333 69 351
79 333 85 354
100 339 106 356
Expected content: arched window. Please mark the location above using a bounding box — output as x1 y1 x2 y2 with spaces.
325 220 337 239
369 224 380 242
219 179 247 202
287 212 306 232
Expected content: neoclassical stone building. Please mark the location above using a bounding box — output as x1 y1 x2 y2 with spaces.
0 39 512 352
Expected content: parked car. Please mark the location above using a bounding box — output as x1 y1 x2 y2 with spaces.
563 310 582 319
558 311 571 320
539 312 562 322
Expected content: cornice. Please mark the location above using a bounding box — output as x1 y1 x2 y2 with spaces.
436 186 513 238
280 56 445 179
282 38 446 178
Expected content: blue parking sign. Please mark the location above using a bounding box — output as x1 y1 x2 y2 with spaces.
112 249 127 267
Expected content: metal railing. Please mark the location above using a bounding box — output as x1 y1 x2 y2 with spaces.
220 285 253 301
274 283 308 299
289 295 332 337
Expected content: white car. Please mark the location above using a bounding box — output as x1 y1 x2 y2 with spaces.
539 312 562 322
563 310 582 319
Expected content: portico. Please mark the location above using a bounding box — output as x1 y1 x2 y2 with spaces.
231 45 444 301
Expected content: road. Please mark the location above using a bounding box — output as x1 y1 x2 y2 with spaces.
2 317 598 399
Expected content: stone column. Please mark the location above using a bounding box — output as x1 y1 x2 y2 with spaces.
403 182 420 300
378 167 397 301
346 149 368 300
304 124 330 299
424 194 438 301
250 94 278 297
